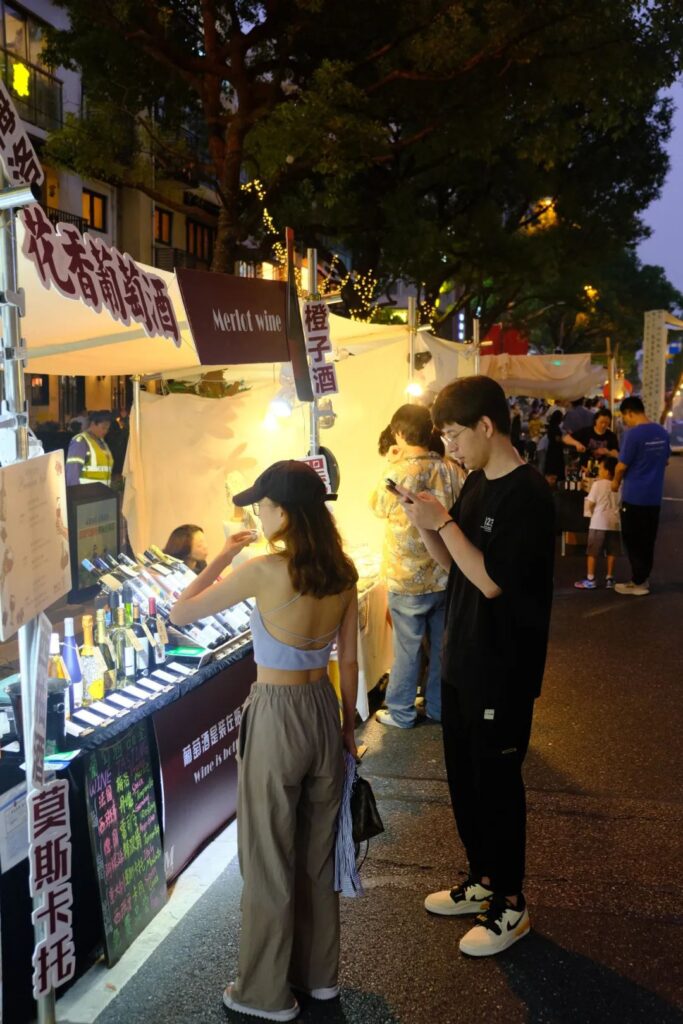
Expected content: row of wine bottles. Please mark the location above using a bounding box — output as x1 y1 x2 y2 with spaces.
48 545 254 718
81 544 254 651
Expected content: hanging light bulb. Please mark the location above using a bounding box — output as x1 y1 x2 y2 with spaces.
405 381 424 397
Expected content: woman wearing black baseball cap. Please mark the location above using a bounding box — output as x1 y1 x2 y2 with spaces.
170 460 358 1021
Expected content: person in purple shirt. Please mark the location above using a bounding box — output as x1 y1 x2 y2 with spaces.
612 396 670 595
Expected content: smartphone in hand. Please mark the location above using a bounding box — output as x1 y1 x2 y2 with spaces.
385 478 414 503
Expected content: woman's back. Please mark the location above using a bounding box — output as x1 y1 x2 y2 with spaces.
251 554 354 682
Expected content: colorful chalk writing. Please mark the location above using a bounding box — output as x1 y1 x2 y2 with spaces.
84 720 166 965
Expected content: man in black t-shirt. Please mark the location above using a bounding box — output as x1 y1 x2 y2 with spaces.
563 409 619 465
394 376 555 957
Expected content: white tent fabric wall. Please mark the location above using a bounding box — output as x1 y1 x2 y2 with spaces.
414 334 605 400
122 338 408 558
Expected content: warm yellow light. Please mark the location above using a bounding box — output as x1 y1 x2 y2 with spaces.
12 62 30 98
405 381 423 397
584 284 599 303
262 412 279 432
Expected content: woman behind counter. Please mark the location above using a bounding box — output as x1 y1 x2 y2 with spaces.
163 523 209 574
169 460 359 1022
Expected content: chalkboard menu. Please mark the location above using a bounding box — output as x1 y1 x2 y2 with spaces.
84 720 167 965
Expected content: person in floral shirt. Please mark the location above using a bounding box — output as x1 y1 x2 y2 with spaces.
370 404 462 727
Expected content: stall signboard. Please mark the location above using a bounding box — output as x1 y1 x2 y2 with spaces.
303 300 338 397
28 779 76 998
20 205 181 347
0 450 71 641
84 720 166 966
177 268 290 364
0 79 44 186
153 654 254 881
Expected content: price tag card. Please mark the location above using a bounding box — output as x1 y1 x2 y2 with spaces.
104 692 137 710
90 699 124 718
72 708 111 728
122 685 155 701
151 670 182 684
165 662 194 676
135 678 169 694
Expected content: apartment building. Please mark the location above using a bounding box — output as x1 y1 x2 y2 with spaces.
6 0 221 427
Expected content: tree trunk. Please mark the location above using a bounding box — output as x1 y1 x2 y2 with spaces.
211 118 248 274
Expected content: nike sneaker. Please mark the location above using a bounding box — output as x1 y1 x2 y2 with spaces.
574 578 596 590
614 581 649 596
424 877 493 916
459 894 530 956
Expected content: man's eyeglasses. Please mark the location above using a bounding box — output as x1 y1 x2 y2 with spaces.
251 503 261 516
441 426 469 445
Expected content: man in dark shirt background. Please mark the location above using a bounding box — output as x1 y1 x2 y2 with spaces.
395 375 555 957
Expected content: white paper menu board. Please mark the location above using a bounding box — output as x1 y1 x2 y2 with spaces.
0 450 71 640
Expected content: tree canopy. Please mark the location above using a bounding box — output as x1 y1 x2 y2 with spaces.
43 0 683 345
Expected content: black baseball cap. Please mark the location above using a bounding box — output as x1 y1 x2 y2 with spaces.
233 460 337 507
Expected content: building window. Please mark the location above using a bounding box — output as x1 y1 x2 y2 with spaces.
3 4 47 66
82 189 107 232
186 219 214 263
154 208 173 245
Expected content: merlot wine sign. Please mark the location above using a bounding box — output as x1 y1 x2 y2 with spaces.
176 268 290 364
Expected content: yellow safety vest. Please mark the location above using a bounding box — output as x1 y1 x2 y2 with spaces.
67 432 114 486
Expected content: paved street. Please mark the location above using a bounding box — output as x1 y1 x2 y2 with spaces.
77 457 683 1024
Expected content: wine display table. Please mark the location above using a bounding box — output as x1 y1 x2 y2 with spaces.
0 644 254 1024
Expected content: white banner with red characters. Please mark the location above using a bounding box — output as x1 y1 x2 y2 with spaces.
303 300 339 397
28 779 75 999
0 79 44 187
19 206 181 346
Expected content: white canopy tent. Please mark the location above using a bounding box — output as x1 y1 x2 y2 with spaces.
11 232 606 553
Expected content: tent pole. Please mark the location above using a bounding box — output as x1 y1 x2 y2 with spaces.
306 248 319 455
0 179 56 1022
473 317 481 375
607 337 615 420
407 296 416 400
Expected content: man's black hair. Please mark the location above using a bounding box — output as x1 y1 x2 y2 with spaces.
432 375 511 435
619 396 645 415
87 410 114 426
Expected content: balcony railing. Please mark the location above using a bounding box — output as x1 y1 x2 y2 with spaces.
153 245 210 272
41 205 87 233
0 48 63 133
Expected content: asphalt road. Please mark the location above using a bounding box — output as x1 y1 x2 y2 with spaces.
91 457 683 1024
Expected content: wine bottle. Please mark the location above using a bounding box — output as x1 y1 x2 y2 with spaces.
47 632 71 683
143 596 166 667
131 599 152 675
95 608 117 691
79 615 105 703
110 605 136 687
62 618 83 714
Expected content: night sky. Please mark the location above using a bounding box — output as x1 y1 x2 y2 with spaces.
637 82 683 293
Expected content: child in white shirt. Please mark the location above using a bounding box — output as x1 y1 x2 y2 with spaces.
574 456 621 590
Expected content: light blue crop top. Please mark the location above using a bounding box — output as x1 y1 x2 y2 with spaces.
249 594 337 670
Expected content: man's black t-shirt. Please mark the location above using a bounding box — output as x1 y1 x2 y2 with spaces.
571 425 619 461
443 465 555 716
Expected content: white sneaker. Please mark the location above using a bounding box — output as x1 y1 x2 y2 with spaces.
291 984 339 1000
223 985 299 1020
459 895 530 957
375 709 413 728
614 581 650 596
424 877 493 916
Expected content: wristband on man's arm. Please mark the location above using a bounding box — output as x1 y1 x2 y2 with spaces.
436 518 454 534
